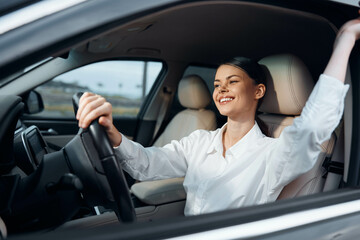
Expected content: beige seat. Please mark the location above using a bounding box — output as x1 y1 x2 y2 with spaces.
153 74 217 147
258 54 338 199
131 75 216 209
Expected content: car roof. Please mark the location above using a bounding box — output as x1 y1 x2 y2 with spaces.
0 0 357 86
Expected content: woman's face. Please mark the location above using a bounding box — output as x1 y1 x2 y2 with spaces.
213 64 265 120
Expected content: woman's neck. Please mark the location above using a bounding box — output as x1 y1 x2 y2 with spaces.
222 116 255 157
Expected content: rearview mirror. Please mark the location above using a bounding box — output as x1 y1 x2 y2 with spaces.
23 91 44 114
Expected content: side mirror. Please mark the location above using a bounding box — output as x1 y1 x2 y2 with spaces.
23 91 44 114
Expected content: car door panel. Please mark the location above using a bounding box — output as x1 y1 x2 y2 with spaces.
21 117 139 148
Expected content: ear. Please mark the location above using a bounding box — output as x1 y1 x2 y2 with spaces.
255 84 266 100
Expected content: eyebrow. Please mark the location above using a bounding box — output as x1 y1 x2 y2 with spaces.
214 75 243 82
226 74 242 80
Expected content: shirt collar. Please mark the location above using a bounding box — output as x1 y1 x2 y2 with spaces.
206 123 227 154
228 122 264 157
206 122 265 155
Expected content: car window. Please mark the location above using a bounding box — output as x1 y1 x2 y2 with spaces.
33 60 163 118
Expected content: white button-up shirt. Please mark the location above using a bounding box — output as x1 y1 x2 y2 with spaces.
116 74 349 216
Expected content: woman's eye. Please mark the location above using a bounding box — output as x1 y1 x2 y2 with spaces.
214 84 220 88
230 81 238 84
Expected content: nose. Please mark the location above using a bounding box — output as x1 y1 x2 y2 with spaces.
219 84 228 93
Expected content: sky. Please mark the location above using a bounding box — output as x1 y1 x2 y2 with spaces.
53 61 162 99
334 0 358 7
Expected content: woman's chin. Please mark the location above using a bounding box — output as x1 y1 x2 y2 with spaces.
218 110 229 117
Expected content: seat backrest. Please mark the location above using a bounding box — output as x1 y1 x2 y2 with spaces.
153 75 217 147
258 54 339 200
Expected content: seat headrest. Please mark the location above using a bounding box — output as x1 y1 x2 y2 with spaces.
178 75 211 109
258 54 314 115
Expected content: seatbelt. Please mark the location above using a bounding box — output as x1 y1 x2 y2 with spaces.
152 86 172 143
322 157 344 176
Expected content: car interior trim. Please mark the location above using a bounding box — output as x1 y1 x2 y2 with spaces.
169 199 360 240
345 48 360 186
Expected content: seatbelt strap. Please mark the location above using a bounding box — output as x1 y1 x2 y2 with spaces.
152 86 172 141
322 157 344 176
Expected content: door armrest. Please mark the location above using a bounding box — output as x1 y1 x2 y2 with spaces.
131 177 185 205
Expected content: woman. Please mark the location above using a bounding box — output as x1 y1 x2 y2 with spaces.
76 17 360 216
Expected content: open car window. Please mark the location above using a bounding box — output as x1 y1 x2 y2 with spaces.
33 60 163 118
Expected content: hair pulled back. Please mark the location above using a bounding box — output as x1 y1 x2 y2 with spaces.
220 57 269 136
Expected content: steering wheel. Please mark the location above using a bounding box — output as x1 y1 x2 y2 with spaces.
71 92 136 222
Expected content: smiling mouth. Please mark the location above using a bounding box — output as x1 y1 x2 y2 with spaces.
219 97 234 103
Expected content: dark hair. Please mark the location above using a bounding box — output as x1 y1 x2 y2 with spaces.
220 57 269 136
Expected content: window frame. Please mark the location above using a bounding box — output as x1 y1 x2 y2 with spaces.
30 58 167 120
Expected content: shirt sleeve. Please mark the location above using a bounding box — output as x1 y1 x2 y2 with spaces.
114 130 200 181
267 74 349 194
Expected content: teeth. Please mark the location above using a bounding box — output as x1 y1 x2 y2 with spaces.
220 98 233 103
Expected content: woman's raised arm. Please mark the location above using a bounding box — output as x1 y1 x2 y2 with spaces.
324 16 360 82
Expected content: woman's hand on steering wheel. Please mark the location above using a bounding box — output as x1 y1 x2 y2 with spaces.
72 92 136 222
76 92 122 147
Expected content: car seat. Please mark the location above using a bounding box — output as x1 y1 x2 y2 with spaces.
258 54 339 199
153 74 217 147
131 75 216 209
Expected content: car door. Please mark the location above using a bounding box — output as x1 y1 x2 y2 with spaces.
20 60 164 150
2 0 360 239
